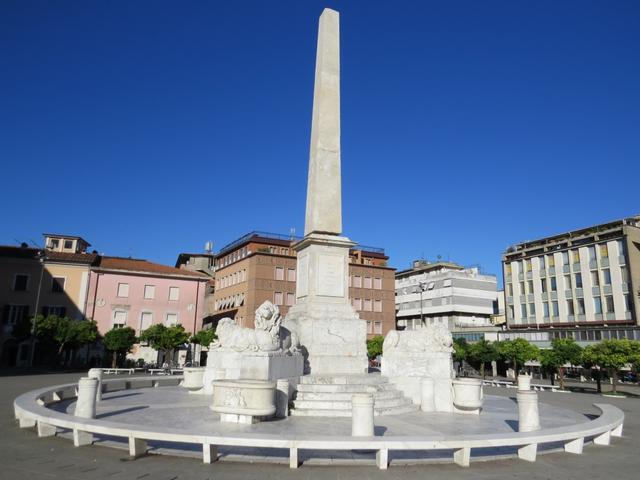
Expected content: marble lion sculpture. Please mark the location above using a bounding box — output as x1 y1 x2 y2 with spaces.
210 301 299 354
383 322 453 354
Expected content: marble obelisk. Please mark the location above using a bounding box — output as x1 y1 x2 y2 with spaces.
284 8 368 375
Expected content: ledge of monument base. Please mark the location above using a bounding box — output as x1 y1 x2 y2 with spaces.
382 352 453 379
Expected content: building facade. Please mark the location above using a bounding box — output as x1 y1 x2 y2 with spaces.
502 216 640 346
395 260 499 336
210 232 396 338
86 256 209 364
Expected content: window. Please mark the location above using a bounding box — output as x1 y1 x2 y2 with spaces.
605 296 614 313
624 294 632 312
552 301 559 317
4 305 29 325
528 303 535 316
366 321 372 334
508 305 514 319
602 269 611 285
550 277 557 292
543 302 550 317
169 287 179 301
364 277 372 289
616 266 626 284
521 304 527 317
526 259 532 272
575 273 583 289
374 321 382 335
52 277 65 293
540 279 547 293
373 277 382 290
286 293 295 306
374 300 382 312
353 298 362 310
353 276 362 288
591 271 600 287
41 306 66 317
140 312 153 332
577 298 586 315
562 251 570 265
567 300 575 316
564 274 572 289
364 299 372 311
506 263 512 276
572 250 580 264
507 283 513 296
617 239 627 256
64 239 73 249
274 291 283 305
117 283 129 297
275 267 284 281
144 285 155 299
547 255 555 267
538 256 545 269
588 246 596 261
520 281 526 293
287 268 296 282
165 313 178 326
594 297 602 314
13 274 28 291
50 239 59 249
599 244 609 258
527 280 533 293
113 310 127 328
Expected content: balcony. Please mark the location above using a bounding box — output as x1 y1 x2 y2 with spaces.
565 290 573 299
563 265 571 273
549 266 556 275
589 260 598 270
618 255 626 265
572 263 581 272
601 258 610 267
539 268 546 277
575 288 583 297
602 285 613 295
592 287 601 296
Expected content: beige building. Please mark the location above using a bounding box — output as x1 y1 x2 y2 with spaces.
210 232 396 338
502 216 640 346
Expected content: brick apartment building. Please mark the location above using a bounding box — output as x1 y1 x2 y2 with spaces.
208 232 396 338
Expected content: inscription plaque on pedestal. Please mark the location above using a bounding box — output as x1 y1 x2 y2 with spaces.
317 254 344 297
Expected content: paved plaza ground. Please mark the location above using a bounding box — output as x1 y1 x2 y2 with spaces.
0 371 638 479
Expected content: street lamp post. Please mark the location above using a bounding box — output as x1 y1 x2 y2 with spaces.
28 250 46 368
414 281 428 328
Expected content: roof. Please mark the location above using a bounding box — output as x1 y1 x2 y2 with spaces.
45 251 98 265
42 233 91 246
175 252 216 267
96 256 209 279
0 245 41 259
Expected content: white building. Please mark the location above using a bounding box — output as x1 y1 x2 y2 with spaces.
502 215 640 345
395 260 498 333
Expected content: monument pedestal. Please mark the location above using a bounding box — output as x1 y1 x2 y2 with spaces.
201 350 303 395
285 233 368 375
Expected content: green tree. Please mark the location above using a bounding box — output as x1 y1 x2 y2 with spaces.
467 339 498 379
190 329 217 347
32 315 99 365
139 324 190 366
546 338 582 390
452 337 468 364
367 335 384 359
103 327 137 368
582 339 640 394
497 338 539 374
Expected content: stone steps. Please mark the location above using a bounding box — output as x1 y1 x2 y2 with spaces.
291 373 418 417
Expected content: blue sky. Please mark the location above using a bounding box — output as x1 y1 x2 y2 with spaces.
1 1 638 285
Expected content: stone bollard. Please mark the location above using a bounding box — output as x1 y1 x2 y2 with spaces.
276 379 290 418
75 377 99 419
420 377 435 412
517 390 540 432
517 374 531 391
88 368 102 402
351 393 375 436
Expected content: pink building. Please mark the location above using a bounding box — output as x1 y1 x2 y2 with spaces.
86 256 209 365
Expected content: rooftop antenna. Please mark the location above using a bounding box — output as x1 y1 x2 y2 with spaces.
205 241 214 253
290 227 296 240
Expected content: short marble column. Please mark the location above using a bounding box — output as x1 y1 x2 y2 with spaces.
75 377 98 419
420 377 435 412
276 379 289 418
517 374 531 391
351 393 374 436
517 390 540 432
88 368 103 402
